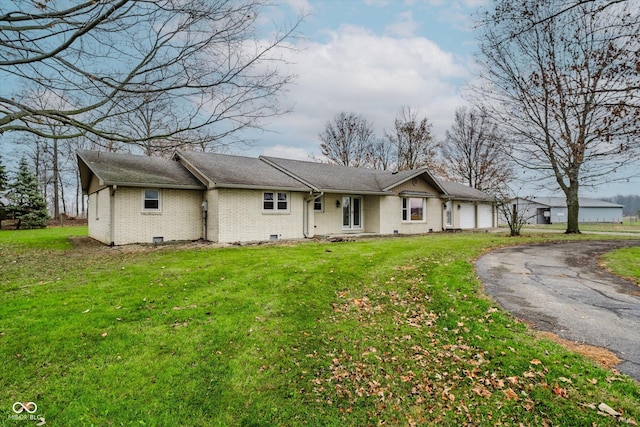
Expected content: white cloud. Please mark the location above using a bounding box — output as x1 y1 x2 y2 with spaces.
249 24 470 159
279 0 313 14
385 11 419 38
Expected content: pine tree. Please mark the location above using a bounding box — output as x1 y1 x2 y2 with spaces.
6 158 49 229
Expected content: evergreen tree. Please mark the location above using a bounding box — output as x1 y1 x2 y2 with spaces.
6 158 49 229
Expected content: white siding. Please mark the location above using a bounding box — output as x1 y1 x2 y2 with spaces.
550 207 624 223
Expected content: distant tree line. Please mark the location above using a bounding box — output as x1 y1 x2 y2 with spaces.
601 195 640 217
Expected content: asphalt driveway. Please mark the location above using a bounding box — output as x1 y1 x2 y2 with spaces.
476 240 640 381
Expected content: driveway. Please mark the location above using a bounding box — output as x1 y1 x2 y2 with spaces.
475 240 640 381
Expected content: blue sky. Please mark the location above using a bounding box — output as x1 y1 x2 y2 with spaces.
243 0 637 198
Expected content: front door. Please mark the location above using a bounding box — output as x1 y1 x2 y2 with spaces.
342 196 362 230
445 202 453 227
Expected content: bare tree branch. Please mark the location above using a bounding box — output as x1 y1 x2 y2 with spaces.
0 0 302 148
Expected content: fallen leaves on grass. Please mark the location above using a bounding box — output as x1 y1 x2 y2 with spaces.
303 286 568 425
552 383 569 398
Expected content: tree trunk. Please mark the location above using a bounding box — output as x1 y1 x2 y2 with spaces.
53 138 62 224
564 183 581 234
510 203 519 236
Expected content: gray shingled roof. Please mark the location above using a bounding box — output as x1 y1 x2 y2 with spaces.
177 151 309 191
77 150 205 191
78 150 496 202
261 157 448 195
524 197 623 208
260 156 389 194
438 181 496 201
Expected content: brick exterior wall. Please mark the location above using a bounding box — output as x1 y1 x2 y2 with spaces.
104 187 203 245
207 188 306 243
88 187 112 244
86 179 492 246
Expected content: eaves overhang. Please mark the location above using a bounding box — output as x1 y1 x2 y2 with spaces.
211 183 311 192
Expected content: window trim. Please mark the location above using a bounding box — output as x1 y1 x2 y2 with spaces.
263 191 290 213
402 197 426 223
142 188 161 212
313 195 323 212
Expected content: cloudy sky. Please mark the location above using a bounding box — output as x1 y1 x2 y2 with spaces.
246 0 482 161
240 0 636 197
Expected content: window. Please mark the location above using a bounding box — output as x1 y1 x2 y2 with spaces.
143 189 160 211
314 196 323 212
402 197 425 222
263 192 288 211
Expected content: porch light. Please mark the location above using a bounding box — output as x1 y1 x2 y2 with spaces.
336 200 341 208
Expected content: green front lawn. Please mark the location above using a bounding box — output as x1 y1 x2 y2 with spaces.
1 228 638 426
601 246 640 285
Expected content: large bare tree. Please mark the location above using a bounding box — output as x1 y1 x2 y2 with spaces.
0 0 300 148
319 112 376 167
441 106 513 194
385 106 438 171
474 0 640 233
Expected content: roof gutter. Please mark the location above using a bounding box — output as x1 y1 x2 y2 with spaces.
212 183 310 192
100 181 205 190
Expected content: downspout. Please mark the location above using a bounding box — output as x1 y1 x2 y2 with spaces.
110 185 117 246
303 191 323 238
475 202 479 229
201 199 208 241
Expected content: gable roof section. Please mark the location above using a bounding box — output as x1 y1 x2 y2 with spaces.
260 156 449 196
376 168 448 194
260 156 390 194
177 151 309 191
77 150 205 193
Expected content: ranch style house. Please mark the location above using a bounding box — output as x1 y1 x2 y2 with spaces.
77 150 497 245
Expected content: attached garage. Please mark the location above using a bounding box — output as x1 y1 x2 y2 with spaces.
459 203 476 228
477 203 494 228
438 181 497 230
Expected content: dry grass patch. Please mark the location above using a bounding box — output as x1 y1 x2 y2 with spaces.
537 331 622 370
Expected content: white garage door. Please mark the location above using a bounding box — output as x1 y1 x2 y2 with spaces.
460 203 475 229
477 204 493 228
